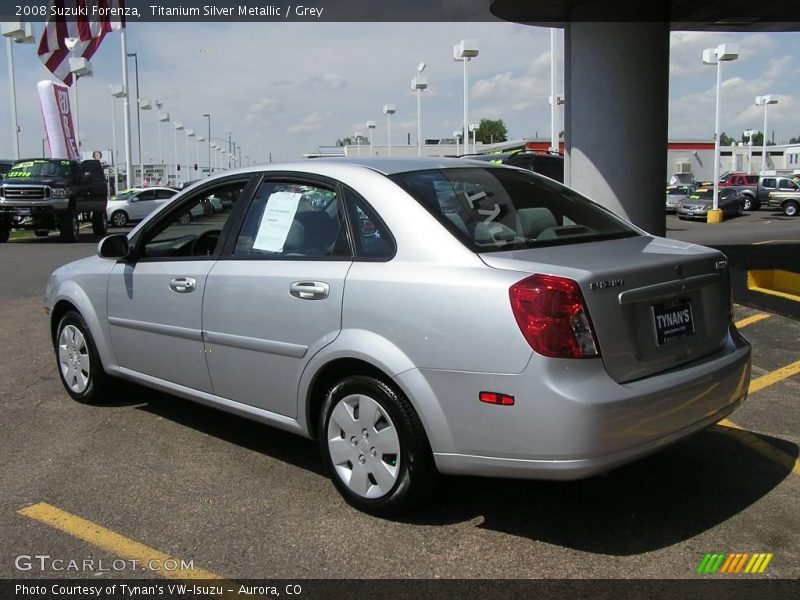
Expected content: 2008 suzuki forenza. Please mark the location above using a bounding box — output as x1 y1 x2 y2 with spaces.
45 159 751 515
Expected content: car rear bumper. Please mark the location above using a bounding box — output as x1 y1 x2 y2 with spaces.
403 327 750 480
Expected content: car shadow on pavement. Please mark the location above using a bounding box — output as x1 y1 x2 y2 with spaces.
405 425 797 555
132 390 323 475
125 388 796 555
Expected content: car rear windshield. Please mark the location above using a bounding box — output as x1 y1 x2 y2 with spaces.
389 167 639 252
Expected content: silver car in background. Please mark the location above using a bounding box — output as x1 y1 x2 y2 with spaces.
665 184 695 213
44 159 751 515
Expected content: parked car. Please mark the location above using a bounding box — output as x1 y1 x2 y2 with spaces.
767 189 800 216
45 158 750 515
666 184 696 213
0 158 107 242
676 187 745 220
465 151 564 182
717 172 758 188
731 175 799 211
106 186 179 227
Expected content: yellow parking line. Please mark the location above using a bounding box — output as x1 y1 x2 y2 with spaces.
749 358 800 394
17 502 221 580
735 313 772 329
717 419 800 477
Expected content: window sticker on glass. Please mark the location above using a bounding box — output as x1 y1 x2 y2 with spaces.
253 191 303 252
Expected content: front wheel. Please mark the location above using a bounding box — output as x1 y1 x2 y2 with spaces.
319 375 438 516
783 201 799 217
178 212 191 225
742 196 753 211
59 210 79 242
55 311 112 403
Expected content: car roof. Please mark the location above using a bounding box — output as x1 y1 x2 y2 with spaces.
307 157 492 175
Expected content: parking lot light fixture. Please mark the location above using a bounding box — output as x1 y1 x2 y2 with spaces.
411 63 428 157
383 105 396 156
2 21 34 160
755 95 778 176
469 122 478 154
367 121 376 156
173 122 184 185
743 129 756 174
109 85 126 192
453 130 462 155
454 39 478 153
702 43 739 220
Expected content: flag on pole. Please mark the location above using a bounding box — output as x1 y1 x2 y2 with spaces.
37 0 126 86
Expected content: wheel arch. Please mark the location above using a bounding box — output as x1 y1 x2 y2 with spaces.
49 285 115 372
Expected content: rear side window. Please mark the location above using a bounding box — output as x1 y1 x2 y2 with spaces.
344 188 394 259
390 168 638 253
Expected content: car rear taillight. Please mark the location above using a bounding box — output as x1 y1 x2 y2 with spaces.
509 274 600 359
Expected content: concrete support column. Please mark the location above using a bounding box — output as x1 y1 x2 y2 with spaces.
564 21 670 236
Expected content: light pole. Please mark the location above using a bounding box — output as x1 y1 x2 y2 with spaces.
743 129 756 174
153 100 163 166
755 95 778 175
196 135 204 177
185 129 194 182
383 105 396 156
411 63 428 157
549 28 565 154
354 131 362 157
454 130 462 156
702 43 739 222
173 122 183 186
126 52 143 181
110 85 126 193
469 122 478 155
138 97 151 185
158 109 169 182
202 113 211 176
367 121 376 156
120 28 133 189
454 39 479 152
2 21 34 160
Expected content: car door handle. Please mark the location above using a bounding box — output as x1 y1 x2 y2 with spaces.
169 277 197 293
289 281 330 300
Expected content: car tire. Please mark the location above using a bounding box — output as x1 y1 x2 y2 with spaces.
742 196 753 211
92 211 108 237
0 227 9 243
783 201 799 217
319 375 438 516
178 212 191 225
59 210 79 242
55 311 112 404
110 210 129 228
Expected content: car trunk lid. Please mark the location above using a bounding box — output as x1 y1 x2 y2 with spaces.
480 235 731 383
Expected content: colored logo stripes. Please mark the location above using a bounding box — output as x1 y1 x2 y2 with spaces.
697 553 773 574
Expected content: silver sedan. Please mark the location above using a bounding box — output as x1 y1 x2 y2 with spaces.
45 159 751 515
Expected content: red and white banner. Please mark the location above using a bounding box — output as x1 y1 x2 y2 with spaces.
37 0 126 85
38 80 81 160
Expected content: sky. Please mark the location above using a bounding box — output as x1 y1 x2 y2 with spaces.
1 22 799 165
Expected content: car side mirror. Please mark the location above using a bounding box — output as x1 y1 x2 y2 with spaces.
97 234 130 260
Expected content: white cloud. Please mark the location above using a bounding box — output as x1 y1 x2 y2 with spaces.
304 73 347 91
287 112 327 134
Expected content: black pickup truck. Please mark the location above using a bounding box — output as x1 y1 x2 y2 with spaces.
0 158 108 242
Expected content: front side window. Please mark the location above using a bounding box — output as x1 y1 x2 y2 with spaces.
141 180 248 259
233 180 349 259
390 167 638 252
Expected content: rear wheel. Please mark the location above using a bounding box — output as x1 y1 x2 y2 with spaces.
55 311 112 404
59 210 79 242
178 212 191 225
742 195 753 211
783 201 799 217
319 375 438 516
110 210 129 228
92 211 108 236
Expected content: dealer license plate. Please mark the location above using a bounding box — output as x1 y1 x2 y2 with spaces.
652 299 695 346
